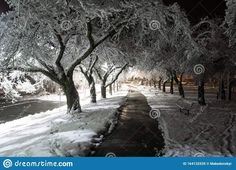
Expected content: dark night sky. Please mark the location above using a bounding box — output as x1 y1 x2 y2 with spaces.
163 0 226 24
0 0 226 23
0 0 9 14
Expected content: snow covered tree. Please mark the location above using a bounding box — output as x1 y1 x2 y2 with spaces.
0 0 140 113
0 70 45 101
191 18 236 104
225 0 236 46
132 2 195 97
94 46 128 98
0 0 200 112
79 55 98 103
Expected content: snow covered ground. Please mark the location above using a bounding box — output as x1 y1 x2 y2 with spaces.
0 88 127 156
136 85 236 157
1 83 235 157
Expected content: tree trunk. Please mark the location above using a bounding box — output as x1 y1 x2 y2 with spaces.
89 82 96 103
116 82 119 91
163 81 167 92
63 79 81 113
173 71 185 98
83 74 97 103
178 82 185 98
113 82 116 93
228 81 232 101
198 80 206 105
109 84 112 95
101 83 106 98
149 80 152 87
158 78 162 90
170 76 174 94
226 72 231 101
141 79 144 85
218 78 226 100
178 74 185 98
153 80 157 89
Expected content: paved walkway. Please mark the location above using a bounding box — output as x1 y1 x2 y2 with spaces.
93 90 164 156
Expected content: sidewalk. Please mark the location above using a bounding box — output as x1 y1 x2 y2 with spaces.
93 90 164 156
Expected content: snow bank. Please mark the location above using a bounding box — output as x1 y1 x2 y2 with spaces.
137 85 236 157
0 90 127 156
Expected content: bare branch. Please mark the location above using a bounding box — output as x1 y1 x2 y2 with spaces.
94 67 103 81
8 66 62 85
87 21 95 48
88 55 98 76
54 32 66 77
105 63 128 88
67 21 128 75
79 66 86 75
104 66 118 79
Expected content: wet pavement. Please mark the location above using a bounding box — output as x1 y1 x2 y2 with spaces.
93 90 165 157
0 99 65 123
